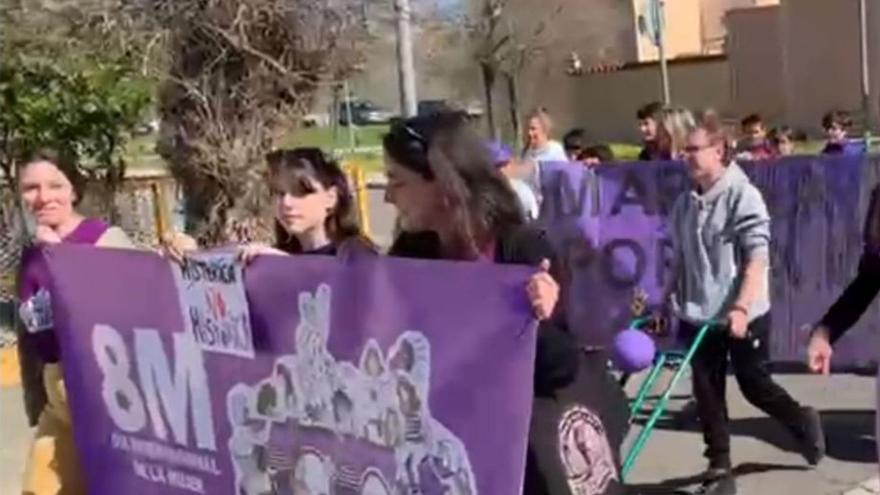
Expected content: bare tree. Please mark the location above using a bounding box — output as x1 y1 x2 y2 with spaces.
469 0 566 143
152 0 367 245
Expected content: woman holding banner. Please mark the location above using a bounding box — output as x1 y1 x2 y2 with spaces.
15 148 137 495
163 147 373 262
382 111 627 495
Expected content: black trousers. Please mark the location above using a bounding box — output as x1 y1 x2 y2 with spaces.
680 313 807 464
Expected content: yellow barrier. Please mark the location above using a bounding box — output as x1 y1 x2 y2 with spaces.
0 345 20 388
344 162 372 239
150 181 170 240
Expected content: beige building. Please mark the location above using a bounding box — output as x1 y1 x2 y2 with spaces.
504 0 878 142
634 0 781 61
700 0 781 53
502 0 788 139
728 0 880 134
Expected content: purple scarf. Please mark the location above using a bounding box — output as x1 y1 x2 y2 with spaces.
18 218 109 363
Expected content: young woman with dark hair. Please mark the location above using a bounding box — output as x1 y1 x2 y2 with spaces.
381 111 587 493
164 147 372 261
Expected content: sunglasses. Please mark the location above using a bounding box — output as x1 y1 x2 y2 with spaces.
399 123 428 151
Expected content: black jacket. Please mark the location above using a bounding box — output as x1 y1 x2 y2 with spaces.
820 184 880 343
388 227 580 396
390 227 626 495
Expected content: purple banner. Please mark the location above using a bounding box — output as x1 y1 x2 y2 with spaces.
43 246 537 495
539 156 880 365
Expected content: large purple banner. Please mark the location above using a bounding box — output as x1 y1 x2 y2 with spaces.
44 246 537 495
539 156 880 365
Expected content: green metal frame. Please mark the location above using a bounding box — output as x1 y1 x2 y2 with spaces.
620 320 716 481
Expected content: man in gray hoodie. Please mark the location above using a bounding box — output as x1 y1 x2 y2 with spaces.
664 125 825 494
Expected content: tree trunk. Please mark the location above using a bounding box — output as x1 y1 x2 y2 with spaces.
505 71 522 151
480 62 498 140
331 84 341 146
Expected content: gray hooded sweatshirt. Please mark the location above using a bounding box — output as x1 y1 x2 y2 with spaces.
668 162 771 324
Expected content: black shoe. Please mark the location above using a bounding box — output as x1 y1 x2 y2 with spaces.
693 475 736 495
796 407 826 466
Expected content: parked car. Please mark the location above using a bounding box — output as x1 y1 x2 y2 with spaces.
338 100 395 126
417 99 451 116
418 99 484 119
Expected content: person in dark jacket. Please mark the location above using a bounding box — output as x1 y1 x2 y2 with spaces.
821 110 865 156
637 101 669 161
807 185 880 470
382 112 626 494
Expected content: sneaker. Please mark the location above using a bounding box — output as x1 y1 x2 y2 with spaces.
797 407 826 466
693 475 736 495
701 457 732 481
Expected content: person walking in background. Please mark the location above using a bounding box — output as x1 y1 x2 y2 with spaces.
522 108 568 163
563 128 589 162
488 140 540 222
700 108 725 136
16 148 138 495
664 125 826 494
735 114 774 161
580 144 615 167
822 110 865 155
659 107 697 160
769 126 796 157
637 101 668 161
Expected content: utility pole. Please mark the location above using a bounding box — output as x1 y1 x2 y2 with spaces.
858 0 873 141
657 0 671 105
394 0 418 117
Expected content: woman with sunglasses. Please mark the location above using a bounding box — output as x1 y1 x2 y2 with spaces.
382 112 585 493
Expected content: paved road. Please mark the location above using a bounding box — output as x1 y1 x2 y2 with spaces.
1 386 28 495
624 372 877 494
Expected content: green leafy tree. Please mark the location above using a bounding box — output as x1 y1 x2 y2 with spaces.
0 54 152 189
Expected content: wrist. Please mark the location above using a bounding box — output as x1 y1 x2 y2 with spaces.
729 303 749 317
810 325 831 341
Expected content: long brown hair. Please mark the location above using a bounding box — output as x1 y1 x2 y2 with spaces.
265 147 363 254
383 112 523 258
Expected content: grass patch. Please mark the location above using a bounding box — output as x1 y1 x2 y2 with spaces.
610 143 641 161
282 124 388 150
120 127 838 177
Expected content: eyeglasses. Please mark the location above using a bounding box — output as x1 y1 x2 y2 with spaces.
683 143 714 154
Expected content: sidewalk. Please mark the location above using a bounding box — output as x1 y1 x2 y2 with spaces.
845 477 880 495
624 372 877 494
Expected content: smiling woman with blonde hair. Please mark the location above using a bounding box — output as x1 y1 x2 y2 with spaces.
658 107 697 160
15 147 135 495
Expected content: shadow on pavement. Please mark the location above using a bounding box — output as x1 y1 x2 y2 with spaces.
627 462 810 494
632 408 876 464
